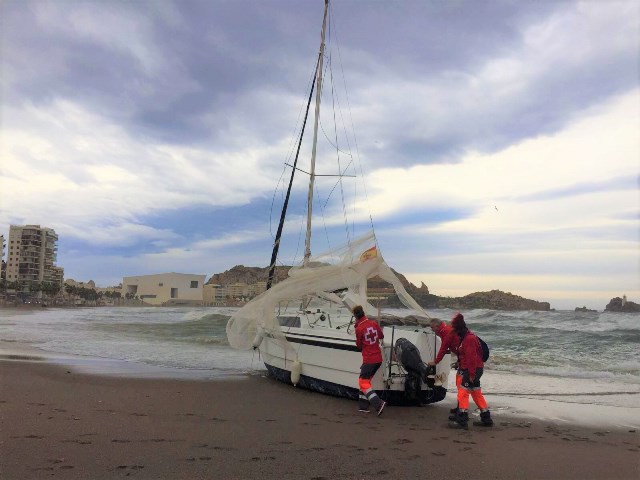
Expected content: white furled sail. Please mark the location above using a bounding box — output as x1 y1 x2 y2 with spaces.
226 230 429 352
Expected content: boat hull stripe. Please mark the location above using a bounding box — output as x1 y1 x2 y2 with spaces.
284 335 359 352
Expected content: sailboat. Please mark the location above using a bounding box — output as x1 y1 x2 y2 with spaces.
226 0 450 405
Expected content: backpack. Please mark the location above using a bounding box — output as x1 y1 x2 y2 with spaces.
478 337 490 362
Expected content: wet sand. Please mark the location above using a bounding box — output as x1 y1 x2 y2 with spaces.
1 360 639 480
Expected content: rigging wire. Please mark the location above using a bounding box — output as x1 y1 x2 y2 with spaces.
328 30 352 246
315 183 332 253
329 4 377 240
269 61 320 240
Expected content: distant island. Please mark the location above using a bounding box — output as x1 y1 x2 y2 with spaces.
575 306 598 313
605 296 640 313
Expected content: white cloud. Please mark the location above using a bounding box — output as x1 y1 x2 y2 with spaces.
344 0 639 164
362 89 639 225
0 99 287 243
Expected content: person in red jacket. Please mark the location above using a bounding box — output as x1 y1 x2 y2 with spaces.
427 316 462 416
353 305 386 416
428 317 460 364
449 314 493 428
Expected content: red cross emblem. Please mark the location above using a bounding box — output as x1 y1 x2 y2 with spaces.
364 326 378 345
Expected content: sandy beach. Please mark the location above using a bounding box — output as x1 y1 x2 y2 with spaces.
1 358 638 480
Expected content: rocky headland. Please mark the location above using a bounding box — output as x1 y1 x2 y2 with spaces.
207 264 289 286
208 265 552 311
383 288 551 311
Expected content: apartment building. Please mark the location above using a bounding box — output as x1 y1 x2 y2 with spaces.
203 283 228 306
5 225 63 291
228 282 249 298
122 273 206 306
249 281 267 297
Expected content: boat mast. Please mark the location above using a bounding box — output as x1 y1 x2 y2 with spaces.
266 59 319 290
304 0 329 266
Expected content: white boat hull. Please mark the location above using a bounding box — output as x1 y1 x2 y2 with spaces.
259 324 450 405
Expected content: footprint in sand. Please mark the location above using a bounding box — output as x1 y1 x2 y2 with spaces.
394 438 413 444
62 439 92 445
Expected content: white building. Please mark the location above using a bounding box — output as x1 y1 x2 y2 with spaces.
122 273 206 306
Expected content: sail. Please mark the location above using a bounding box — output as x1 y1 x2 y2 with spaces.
226 230 429 350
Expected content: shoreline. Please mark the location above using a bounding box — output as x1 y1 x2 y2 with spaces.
2 338 639 431
1 358 639 479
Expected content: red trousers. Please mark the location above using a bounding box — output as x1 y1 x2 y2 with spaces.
456 372 488 410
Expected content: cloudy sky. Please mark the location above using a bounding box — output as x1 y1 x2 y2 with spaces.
1 0 638 310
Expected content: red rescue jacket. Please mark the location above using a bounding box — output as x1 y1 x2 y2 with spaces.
355 316 384 364
434 323 460 364
457 330 484 379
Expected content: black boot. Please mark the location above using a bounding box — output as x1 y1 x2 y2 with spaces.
448 406 459 420
473 410 493 427
358 394 370 413
449 410 468 429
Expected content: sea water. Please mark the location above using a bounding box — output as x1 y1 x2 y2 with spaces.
1 306 638 425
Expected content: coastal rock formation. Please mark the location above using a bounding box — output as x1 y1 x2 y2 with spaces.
207 265 551 311
437 290 551 311
384 289 550 311
605 297 640 313
575 306 598 313
206 265 289 286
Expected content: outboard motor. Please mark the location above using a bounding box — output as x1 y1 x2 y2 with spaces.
394 338 436 401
